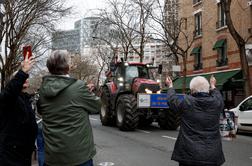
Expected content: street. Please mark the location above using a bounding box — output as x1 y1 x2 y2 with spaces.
90 115 252 166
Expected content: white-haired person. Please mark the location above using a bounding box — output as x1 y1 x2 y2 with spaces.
0 55 37 166
37 50 101 166
166 75 225 166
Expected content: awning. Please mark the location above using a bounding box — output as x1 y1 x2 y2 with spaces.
173 70 242 92
191 47 201 55
213 39 226 50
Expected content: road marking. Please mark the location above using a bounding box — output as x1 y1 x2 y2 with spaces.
89 118 98 121
98 162 115 166
137 129 151 134
162 135 177 140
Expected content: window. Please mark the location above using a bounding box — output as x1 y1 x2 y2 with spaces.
240 98 252 111
125 66 149 82
194 12 202 37
217 3 226 28
213 39 228 67
193 0 201 5
191 47 202 70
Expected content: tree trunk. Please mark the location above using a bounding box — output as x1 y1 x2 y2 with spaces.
239 45 251 96
222 0 251 96
182 54 187 93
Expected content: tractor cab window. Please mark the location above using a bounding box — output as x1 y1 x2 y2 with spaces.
125 66 149 82
138 66 149 78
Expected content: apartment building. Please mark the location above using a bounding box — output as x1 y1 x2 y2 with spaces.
173 0 252 108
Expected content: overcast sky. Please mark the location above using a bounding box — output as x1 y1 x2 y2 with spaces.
57 0 106 30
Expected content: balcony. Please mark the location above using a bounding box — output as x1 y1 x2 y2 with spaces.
216 58 228 67
193 63 203 71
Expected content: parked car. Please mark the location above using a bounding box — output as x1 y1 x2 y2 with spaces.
229 95 252 133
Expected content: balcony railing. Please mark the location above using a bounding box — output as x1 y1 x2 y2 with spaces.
216 58 228 67
216 20 226 29
193 63 203 71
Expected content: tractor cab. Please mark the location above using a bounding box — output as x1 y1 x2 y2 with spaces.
111 62 160 94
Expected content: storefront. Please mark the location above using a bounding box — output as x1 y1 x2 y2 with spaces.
172 69 244 109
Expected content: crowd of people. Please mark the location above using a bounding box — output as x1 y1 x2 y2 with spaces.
0 50 225 166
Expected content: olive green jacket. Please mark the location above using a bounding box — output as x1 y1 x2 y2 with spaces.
38 75 101 166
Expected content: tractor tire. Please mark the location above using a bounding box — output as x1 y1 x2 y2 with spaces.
158 109 181 130
100 87 115 126
116 94 139 131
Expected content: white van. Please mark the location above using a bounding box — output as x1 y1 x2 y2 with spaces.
229 95 252 132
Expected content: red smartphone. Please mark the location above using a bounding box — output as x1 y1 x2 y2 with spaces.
23 45 32 59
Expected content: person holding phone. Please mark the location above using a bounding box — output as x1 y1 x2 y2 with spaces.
0 54 38 166
166 75 225 166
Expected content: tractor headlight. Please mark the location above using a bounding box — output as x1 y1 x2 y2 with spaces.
118 77 124 82
119 83 124 87
156 79 161 83
145 88 152 94
156 90 161 94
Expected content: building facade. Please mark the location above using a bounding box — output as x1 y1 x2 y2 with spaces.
52 29 80 53
173 0 252 108
75 17 110 54
52 17 110 55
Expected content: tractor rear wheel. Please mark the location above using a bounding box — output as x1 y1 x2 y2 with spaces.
158 109 181 130
116 94 139 131
100 87 115 126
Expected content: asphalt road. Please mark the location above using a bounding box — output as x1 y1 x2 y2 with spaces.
90 115 252 166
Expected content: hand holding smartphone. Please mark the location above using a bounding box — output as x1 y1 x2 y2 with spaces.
21 45 34 73
23 45 32 59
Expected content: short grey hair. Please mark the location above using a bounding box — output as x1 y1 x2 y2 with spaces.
189 76 210 93
46 50 70 75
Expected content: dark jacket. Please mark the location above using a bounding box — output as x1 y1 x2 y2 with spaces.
167 88 225 166
38 75 101 166
0 70 38 166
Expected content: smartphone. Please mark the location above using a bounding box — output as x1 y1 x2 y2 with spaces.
23 45 32 59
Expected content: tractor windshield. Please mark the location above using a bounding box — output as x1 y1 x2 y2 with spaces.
125 66 149 81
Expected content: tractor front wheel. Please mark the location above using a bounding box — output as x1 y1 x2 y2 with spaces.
116 94 139 131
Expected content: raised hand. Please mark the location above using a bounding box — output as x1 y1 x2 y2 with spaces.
87 83 96 92
165 76 173 88
21 52 34 73
210 75 216 89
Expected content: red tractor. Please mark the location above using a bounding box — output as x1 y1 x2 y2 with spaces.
100 61 181 131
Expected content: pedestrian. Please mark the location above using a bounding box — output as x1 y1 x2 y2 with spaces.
37 50 101 166
36 114 44 166
0 55 38 166
166 75 225 166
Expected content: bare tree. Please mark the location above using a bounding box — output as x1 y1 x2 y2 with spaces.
149 0 195 92
91 42 114 88
221 0 252 96
128 0 154 62
97 0 135 61
70 54 98 83
0 0 71 89
97 0 154 62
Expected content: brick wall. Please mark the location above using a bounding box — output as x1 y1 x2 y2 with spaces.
178 0 251 75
